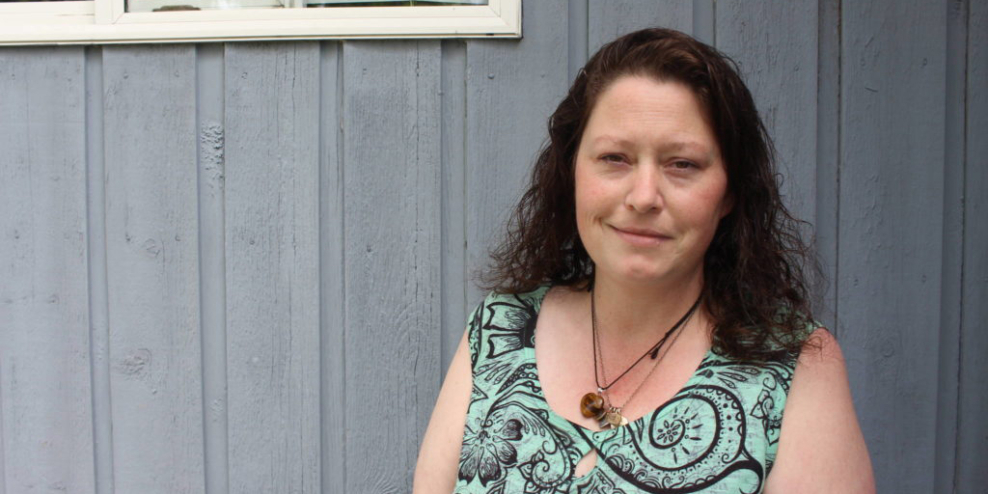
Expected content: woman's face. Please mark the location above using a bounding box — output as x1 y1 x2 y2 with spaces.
574 75 732 287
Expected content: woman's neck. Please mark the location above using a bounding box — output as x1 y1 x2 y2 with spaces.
590 270 707 346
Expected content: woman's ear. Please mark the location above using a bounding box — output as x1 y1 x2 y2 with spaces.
719 192 735 219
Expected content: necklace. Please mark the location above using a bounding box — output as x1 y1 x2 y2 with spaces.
579 288 702 429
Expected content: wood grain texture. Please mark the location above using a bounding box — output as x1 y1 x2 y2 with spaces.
957 0 988 489
464 0 570 305
815 0 841 330
934 0 967 490
102 45 205 494
85 46 114 494
342 40 442 494
0 47 94 494
0 2 985 492
318 41 347 494
195 42 229 494
588 0 693 53
440 39 468 374
716 0 828 328
838 1 946 491
692 0 714 45
568 0 588 81
717 0 818 252
224 42 322 494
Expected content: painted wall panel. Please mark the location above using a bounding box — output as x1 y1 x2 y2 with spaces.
341 40 442 492
0 48 94 494
317 40 348 494
588 0 693 53
102 45 205 494
465 0 570 306
224 42 322 494
815 0 841 329
838 1 946 492
439 39 469 373
717 0 818 242
958 0 988 489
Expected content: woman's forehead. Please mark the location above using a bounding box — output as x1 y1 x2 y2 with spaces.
582 77 719 155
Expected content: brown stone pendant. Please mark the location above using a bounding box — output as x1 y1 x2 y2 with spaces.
580 392 606 419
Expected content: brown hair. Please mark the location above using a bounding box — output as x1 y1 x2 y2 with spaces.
481 27 820 360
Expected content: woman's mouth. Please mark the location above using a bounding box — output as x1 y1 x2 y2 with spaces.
610 225 670 247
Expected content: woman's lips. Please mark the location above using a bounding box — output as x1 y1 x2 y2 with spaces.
610 225 670 247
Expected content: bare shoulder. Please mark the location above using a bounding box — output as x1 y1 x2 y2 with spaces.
764 328 876 493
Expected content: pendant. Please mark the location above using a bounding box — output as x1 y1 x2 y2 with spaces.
600 408 629 430
580 392 606 419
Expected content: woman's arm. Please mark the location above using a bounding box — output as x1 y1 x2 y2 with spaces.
764 329 876 493
412 328 473 494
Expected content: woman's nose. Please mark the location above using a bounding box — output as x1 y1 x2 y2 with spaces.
624 167 663 213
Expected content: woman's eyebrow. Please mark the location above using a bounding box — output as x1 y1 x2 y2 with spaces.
592 135 710 154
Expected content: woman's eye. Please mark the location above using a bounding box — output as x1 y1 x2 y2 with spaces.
672 160 697 170
601 154 626 165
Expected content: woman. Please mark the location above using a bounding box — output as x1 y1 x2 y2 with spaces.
414 28 874 493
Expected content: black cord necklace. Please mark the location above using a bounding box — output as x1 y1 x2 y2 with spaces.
579 288 702 429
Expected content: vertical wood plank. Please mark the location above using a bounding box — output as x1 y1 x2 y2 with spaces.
465 0 570 305
342 40 442 494
934 0 967 491
85 46 115 494
568 0 588 82
838 1 946 491
103 45 205 494
692 0 715 45
815 0 841 330
958 0 988 489
195 42 230 494
318 40 346 494
224 42 321 494
0 47 94 494
717 0 818 238
716 0 822 318
588 0 693 53
440 39 468 373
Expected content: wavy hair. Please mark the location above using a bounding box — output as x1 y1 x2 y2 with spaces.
481 27 820 360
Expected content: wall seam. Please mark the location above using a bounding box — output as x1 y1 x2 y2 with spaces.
85 45 114 494
0 295 6 494
815 0 841 331
336 41 347 493
196 42 229 494
567 0 587 82
439 40 448 386
317 39 326 494
834 0 842 335
461 40 468 323
933 0 967 489
951 1 970 491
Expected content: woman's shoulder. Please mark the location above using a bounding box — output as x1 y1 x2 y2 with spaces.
464 284 552 367
765 326 875 492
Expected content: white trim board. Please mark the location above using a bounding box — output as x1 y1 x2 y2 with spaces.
0 0 521 45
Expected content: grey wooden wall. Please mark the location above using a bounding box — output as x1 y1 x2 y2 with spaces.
0 0 985 493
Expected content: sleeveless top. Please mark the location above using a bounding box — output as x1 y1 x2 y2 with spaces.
454 286 812 494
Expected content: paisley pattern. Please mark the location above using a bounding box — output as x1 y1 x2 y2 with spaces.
454 287 808 494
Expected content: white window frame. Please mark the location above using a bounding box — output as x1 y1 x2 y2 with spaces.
0 0 520 45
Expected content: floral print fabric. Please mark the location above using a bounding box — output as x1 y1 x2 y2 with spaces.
454 287 807 494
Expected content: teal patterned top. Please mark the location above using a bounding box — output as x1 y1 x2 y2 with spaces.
454 286 810 494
